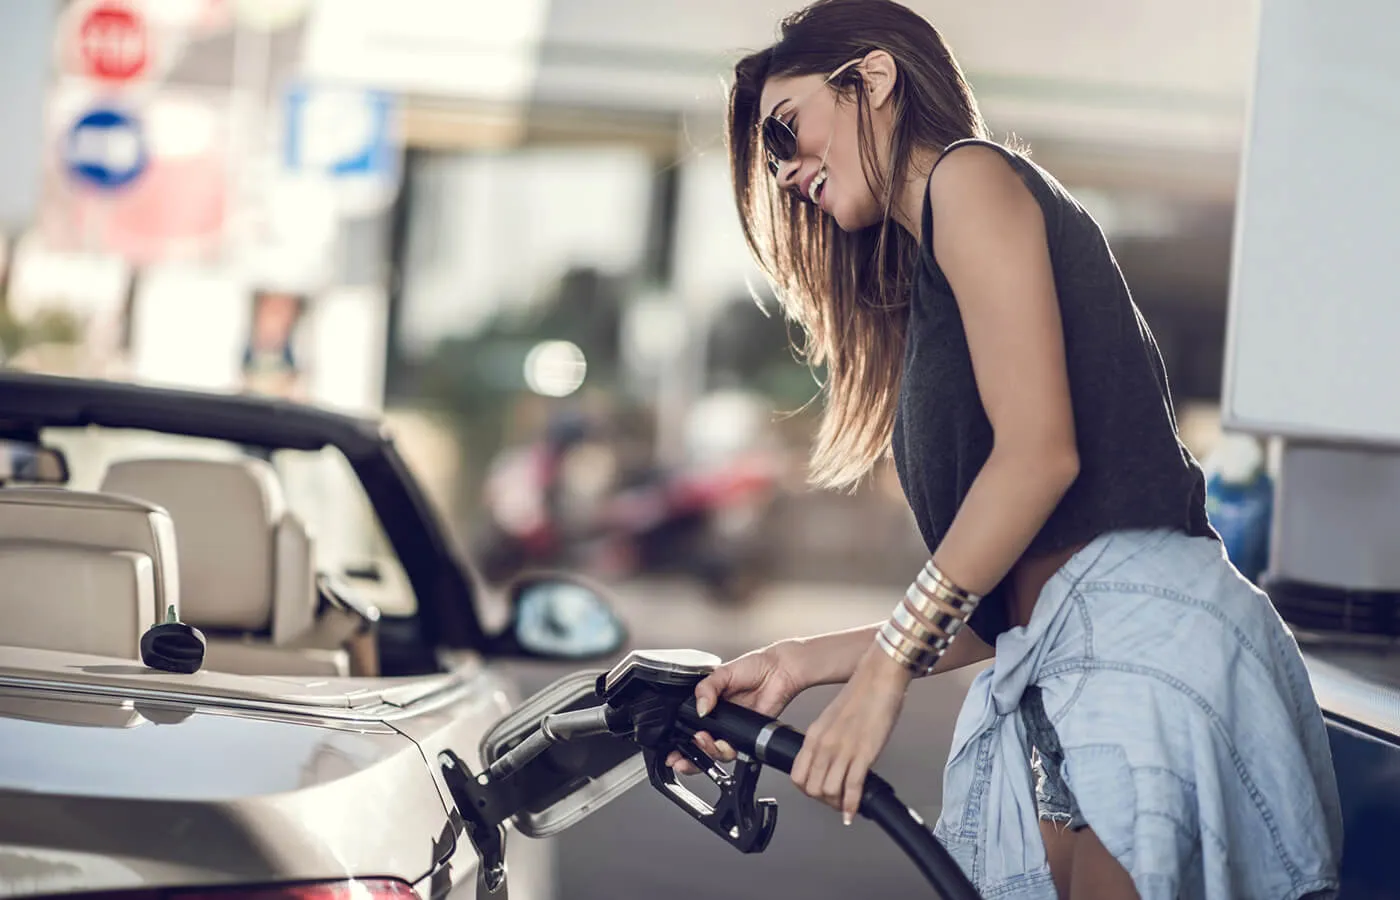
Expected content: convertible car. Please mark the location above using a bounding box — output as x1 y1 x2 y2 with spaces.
0 371 631 900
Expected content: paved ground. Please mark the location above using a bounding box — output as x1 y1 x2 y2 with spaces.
503 577 985 900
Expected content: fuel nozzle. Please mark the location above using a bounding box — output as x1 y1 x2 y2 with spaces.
598 649 720 740
598 649 780 854
140 605 207 674
484 703 633 782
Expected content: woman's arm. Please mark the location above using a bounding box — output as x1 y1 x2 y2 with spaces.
779 617 995 689
921 145 1081 598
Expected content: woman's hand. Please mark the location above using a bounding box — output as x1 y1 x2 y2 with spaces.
791 642 912 824
665 641 807 774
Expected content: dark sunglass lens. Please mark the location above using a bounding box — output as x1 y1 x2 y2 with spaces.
762 116 797 162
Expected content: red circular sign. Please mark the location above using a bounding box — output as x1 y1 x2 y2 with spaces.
79 3 148 82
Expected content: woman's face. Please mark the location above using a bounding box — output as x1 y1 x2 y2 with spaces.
759 66 894 232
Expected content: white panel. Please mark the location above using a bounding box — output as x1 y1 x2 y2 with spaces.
305 285 387 415
530 0 1253 149
1223 0 1400 444
129 265 249 392
673 154 762 308
299 0 548 101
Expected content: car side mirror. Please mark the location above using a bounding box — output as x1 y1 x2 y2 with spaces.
503 575 627 661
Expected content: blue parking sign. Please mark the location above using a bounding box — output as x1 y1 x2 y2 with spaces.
283 85 396 178
65 106 147 189
281 84 399 213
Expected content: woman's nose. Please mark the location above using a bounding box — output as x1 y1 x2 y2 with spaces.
776 159 802 191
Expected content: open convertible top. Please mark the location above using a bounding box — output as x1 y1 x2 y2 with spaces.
0 371 387 454
0 370 486 648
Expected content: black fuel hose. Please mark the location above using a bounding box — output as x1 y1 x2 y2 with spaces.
676 696 982 900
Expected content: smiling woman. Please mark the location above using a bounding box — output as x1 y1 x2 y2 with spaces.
729 2 989 489
674 1 1347 898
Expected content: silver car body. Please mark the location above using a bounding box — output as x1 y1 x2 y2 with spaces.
0 373 618 900
0 647 562 899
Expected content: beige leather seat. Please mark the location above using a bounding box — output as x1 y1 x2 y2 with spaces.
100 458 356 677
0 488 174 660
0 487 178 623
0 543 156 659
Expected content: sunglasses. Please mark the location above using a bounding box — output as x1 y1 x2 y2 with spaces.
760 58 863 176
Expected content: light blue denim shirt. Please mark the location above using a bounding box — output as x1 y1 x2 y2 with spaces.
931 529 1343 900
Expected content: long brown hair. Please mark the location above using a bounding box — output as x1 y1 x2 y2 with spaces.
729 0 988 490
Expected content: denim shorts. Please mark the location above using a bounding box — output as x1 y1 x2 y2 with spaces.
1022 684 1087 832
932 528 1345 900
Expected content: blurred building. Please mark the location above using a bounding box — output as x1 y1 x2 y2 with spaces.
0 0 1260 581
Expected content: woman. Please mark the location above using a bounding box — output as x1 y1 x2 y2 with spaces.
667 1 1343 897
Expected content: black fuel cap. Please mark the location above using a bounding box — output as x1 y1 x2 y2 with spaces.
140 605 207 674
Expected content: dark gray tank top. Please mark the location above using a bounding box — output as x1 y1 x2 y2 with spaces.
891 138 1216 644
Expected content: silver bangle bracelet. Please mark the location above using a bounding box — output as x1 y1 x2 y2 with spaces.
876 623 939 675
892 595 956 649
875 633 933 676
915 565 980 610
879 561 983 676
902 585 965 641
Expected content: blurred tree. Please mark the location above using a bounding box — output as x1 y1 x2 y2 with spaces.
0 304 83 362
0 308 21 361
412 265 632 511
706 293 823 410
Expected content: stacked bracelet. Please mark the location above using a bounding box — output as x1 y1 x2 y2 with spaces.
876 559 982 675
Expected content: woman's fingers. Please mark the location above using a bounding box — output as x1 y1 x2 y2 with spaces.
793 732 835 802
820 753 851 810
790 741 812 786
693 734 735 763
692 666 733 718
669 661 739 775
842 754 872 825
667 730 739 775
803 739 869 822
665 749 699 775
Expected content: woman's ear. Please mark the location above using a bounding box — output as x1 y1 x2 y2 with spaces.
859 50 898 109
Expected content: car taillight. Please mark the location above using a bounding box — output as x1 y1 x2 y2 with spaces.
171 881 418 900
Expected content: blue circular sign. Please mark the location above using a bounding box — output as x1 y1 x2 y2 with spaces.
65 107 147 189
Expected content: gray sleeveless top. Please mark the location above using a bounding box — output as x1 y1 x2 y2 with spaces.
890 138 1216 644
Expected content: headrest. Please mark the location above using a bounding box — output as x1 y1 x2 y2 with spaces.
101 458 286 633
0 543 156 659
0 487 178 620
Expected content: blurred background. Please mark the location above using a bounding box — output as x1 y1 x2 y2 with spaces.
0 1 1267 897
